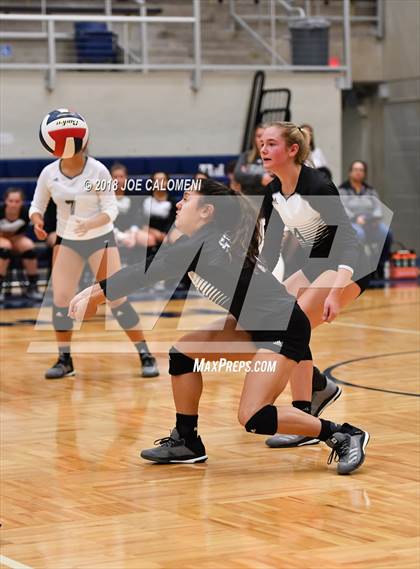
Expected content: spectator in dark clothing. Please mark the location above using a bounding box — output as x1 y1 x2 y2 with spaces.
225 160 241 192
39 199 58 279
111 162 151 251
0 187 42 301
300 124 329 170
194 171 210 181
135 172 181 265
234 124 273 196
339 160 392 277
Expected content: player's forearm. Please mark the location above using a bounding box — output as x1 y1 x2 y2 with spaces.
329 267 354 296
85 212 111 229
90 283 107 304
30 212 44 225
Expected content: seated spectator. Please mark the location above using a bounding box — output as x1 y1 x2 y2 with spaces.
194 171 210 181
111 162 150 253
225 160 241 191
41 199 57 278
137 172 179 255
301 123 329 169
0 187 42 302
339 160 392 277
234 124 272 196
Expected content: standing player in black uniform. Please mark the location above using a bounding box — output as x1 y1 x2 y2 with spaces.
0 187 42 302
259 122 372 448
69 179 370 475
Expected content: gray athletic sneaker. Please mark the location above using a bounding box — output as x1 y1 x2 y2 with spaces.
265 375 342 448
140 353 159 378
265 434 320 448
140 428 208 464
326 423 370 475
311 376 342 416
45 356 75 380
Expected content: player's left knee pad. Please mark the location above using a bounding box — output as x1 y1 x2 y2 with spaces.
168 347 195 376
245 405 278 435
21 248 37 259
111 300 139 329
52 304 74 331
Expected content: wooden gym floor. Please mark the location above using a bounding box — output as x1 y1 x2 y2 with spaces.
1 286 419 569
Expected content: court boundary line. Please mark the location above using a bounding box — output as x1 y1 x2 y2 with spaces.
343 300 420 315
1 299 419 327
332 321 420 335
324 350 420 397
0 555 34 569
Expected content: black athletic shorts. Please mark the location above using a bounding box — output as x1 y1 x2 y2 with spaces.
55 231 116 259
250 303 311 363
300 257 372 294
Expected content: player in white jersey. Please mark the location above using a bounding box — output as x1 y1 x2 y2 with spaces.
29 150 159 379
259 122 373 448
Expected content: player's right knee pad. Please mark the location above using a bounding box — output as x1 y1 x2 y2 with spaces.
245 405 278 435
52 304 74 331
0 248 11 259
168 347 195 376
111 300 139 329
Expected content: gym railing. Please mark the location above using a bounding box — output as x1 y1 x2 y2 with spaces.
1 0 354 91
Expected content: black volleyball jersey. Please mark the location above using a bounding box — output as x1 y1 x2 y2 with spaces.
0 204 30 236
100 222 297 331
262 165 363 275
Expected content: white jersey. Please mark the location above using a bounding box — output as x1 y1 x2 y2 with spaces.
272 191 330 251
29 156 118 240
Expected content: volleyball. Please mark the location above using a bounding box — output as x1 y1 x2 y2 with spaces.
39 108 89 159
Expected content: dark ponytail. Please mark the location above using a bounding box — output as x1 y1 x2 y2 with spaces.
197 179 261 266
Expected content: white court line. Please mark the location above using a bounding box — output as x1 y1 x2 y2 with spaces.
0 555 34 569
333 321 420 335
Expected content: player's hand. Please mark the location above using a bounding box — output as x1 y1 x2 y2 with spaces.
323 294 341 323
34 222 48 240
68 286 97 320
356 215 366 225
122 233 136 248
74 219 91 236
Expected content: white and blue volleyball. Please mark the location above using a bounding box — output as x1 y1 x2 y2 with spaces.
39 108 89 159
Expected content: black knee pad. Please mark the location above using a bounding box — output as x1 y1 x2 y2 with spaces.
0 248 11 259
245 405 278 435
52 304 74 331
21 248 37 259
168 347 195 376
301 345 312 361
111 300 139 329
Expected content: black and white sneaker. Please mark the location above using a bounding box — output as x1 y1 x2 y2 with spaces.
265 371 342 449
45 356 75 380
140 428 208 464
326 423 370 475
140 353 159 378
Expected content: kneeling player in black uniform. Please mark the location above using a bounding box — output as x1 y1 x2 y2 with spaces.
69 180 370 475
